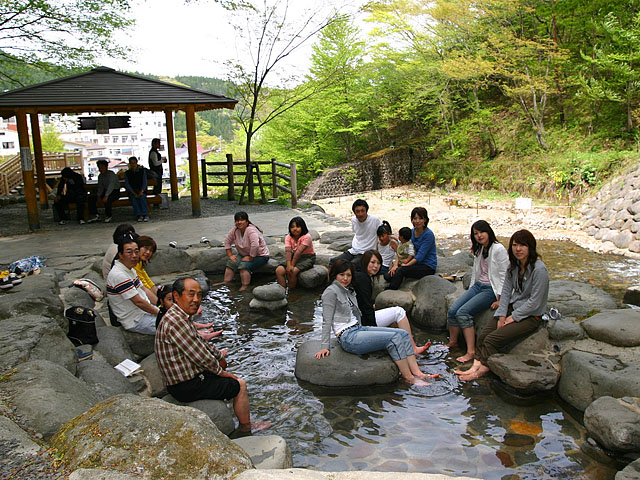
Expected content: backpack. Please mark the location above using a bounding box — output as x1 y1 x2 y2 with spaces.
65 306 99 346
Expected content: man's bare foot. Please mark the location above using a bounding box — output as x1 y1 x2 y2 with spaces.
199 329 223 341
454 367 476 375
194 321 214 329
459 365 490 381
239 421 271 432
456 353 474 363
414 341 432 355
403 376 431 386
445 341 458 348
211 281 227 287
239 285 250 291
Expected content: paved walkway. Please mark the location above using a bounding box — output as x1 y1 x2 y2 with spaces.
0 205 340 265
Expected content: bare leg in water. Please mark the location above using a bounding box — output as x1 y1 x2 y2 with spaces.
397 316 431 355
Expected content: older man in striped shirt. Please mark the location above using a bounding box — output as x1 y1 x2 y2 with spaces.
155 277 269 433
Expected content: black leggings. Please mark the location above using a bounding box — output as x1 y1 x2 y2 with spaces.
385 264 435 290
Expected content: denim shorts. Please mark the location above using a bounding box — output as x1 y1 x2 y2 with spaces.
226 255 269 273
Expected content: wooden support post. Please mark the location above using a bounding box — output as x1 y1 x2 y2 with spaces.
16 110 39 230
226 153 235 201
30 114 48 210
185 105 201 216
253 162 267 204
271 158 278 199
290 161 297 209
201 158 208 198
165 110 179 201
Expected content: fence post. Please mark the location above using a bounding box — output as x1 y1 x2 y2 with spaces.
226 153 235 201
201 158 208 198
290 161 297 209
271 158 278 199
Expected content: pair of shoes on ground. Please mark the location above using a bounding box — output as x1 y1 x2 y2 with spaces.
136 216 150 222
87 215 100 224
0 273 22 290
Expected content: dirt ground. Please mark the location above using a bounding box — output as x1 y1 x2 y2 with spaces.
314 186 599 250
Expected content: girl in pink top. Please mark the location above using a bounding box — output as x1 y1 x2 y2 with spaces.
276 216 316 290
223 211 270 290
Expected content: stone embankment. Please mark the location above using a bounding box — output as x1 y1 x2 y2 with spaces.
581 162 640 257
1 206 639 479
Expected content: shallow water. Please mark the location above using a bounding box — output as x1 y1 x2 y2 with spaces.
202 237 639 479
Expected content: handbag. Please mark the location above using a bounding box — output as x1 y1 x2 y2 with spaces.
65 306 99 346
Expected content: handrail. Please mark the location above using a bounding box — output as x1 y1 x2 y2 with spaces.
201 154 297 208
0 154 22 196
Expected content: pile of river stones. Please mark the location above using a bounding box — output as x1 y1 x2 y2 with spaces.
1 213 639 479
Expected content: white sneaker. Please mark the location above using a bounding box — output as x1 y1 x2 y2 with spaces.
58 220 66 225
143 216 149 222
79 219 87 225
104 216 112 223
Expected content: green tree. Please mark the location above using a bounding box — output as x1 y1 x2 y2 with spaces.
0 0 133 87
40 123 65 152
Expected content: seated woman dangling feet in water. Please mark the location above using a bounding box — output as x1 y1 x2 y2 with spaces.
455 229 549 381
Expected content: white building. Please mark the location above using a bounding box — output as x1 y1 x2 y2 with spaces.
0 118 19 156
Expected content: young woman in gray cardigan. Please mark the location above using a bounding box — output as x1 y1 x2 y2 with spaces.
455 229 549 381
314 260 434 385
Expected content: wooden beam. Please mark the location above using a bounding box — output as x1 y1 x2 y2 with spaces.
165 109 179 201
16 110 40 230
30 114 49 210
185 105 201 216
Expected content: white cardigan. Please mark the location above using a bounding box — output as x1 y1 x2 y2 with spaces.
469 242 509 298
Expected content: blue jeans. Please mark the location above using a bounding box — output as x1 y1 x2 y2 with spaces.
129 194 148 216
226 255 269 273
447 282 496 328
339 325 413 362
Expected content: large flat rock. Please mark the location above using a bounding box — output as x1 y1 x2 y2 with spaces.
548 281 617 318
584 396 640 452
487 353 560 394
558 350 640 411
581 310 640 347
295 340 399 387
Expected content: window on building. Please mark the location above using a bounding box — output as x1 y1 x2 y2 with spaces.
104 136 109 143
131 135 137 142
112 136 119 143
98 151 103 156
2 142 15 149
114 149 121 154
121 135 128 143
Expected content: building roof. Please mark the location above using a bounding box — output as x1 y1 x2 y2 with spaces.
0 67 237 118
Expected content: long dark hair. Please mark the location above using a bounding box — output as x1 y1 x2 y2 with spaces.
234 211 262 232
470 220 498 258
411 207 429 228
288 216 309 237
361 249 382 275
508 229 539 271
328 259 354 284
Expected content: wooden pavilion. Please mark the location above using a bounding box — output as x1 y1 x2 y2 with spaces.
0 66 237 230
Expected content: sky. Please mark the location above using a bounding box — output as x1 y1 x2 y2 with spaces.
108 0 367 81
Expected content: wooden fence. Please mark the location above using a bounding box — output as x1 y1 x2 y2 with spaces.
0 151 84 196
201 154 297 208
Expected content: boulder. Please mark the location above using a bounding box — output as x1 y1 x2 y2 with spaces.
295 340 399 387
267 244 285 263
94 326 135 366
249 298 288 310
436 252 473 276
314 253 333 267
615 231 635 249
62 286 96 309
3 360 102 440
298 265 328 289
549 318 585 341
145 247 194 276
0 314 77 373
49 394 253 478
616 458 640 480
121 329 156 358
253 284 286 301
139 353 167 397
163 394 235 435
77 360 139 400
69 470 140 480
188 247 229 274
624 286 640 307
151 269 210 295
375 289 414 314
328 239 352 252
582 310 640 347
558 350 640 411
410 275 457 331
0 291 65 327
508 328 550 355
232 435 293 469
487 354 560 394
584 396 640 453
0 415 42 456
319 231 352 244
547 281 617 318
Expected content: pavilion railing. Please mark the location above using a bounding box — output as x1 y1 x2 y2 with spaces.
201 154 297 208
0 154 22 196
41 151 83 174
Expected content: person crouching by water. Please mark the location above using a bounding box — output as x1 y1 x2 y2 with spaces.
155 277 270 433
455 229 549 381
314 260 436 386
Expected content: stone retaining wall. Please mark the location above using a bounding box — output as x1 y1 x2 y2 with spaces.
300 146 422 200
581 162 640 255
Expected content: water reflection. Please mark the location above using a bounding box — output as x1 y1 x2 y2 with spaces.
200 236 633 479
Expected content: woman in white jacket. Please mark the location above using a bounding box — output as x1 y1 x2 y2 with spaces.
447 220 509 363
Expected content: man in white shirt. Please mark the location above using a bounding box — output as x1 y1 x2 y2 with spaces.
106 237 160 334
330 199 382 268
